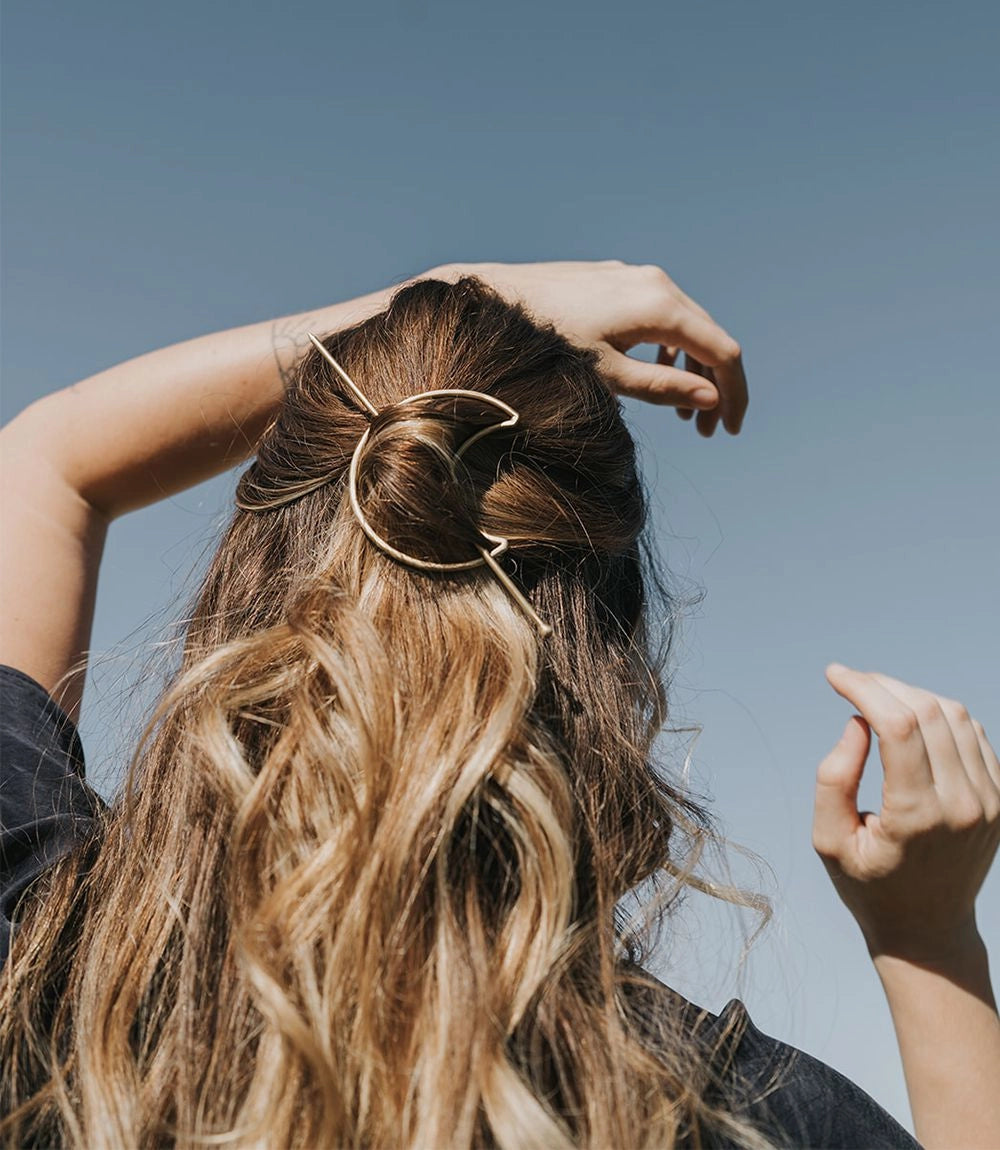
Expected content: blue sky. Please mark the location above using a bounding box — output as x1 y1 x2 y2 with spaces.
4 0 998 1130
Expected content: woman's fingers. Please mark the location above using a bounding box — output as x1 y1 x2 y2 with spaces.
669 304 747 436
605 348 722 409
813 714 871 854
476 260 747 431
610 269 747 433
656 308 746 435
681 353 724 437
659 345 696 421
707 353 746 437
964 719 1000 819
651 342 744 438
681 353 713 429
824 664 935 792
868 674 969 797
872 673 998 818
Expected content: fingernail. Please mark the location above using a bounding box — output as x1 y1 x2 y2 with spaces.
693 388 717 406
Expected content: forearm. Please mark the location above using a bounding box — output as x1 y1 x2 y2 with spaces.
12 269 447 519
872 932 1000 1149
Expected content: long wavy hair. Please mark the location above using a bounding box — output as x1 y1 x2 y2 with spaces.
1 276 774 1148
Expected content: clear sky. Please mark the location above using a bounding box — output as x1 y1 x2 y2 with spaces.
3 0 998 1132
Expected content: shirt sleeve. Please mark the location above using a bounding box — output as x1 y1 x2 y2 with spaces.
0 664 106 967
707 998 922 1149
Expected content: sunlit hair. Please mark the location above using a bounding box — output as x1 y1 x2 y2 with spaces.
1 276 776 1148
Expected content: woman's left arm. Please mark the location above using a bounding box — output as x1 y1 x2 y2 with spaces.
0 259 746 722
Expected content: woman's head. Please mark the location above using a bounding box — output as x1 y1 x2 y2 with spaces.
1 276 769 1150
225 273 649 674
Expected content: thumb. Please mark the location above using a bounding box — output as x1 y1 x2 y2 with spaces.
604 349 719 408
812 715 871 857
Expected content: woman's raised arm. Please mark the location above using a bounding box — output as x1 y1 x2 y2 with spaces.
0 278 408 720
0 259 745 721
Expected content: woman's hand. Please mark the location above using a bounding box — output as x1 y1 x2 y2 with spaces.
812 664 1000 961
434 260 748 437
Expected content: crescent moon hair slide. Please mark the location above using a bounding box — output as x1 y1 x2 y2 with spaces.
307 332 552 638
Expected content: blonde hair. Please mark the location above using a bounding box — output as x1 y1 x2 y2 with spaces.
1 276 776 1148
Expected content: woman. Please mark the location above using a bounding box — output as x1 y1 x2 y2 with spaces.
0 261 997 1148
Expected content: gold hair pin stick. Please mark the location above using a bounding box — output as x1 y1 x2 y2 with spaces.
307 333 551 638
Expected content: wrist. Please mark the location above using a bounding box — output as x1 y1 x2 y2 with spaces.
868 922 989 978
863 911 982 966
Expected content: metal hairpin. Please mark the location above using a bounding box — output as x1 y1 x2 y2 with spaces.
307 332 551 638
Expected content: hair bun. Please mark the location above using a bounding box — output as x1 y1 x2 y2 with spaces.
352 389 518 571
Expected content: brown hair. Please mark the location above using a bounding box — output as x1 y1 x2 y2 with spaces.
1 276 773 1148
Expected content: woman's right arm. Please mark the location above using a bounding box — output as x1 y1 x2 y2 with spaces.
812 665 1000 1149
